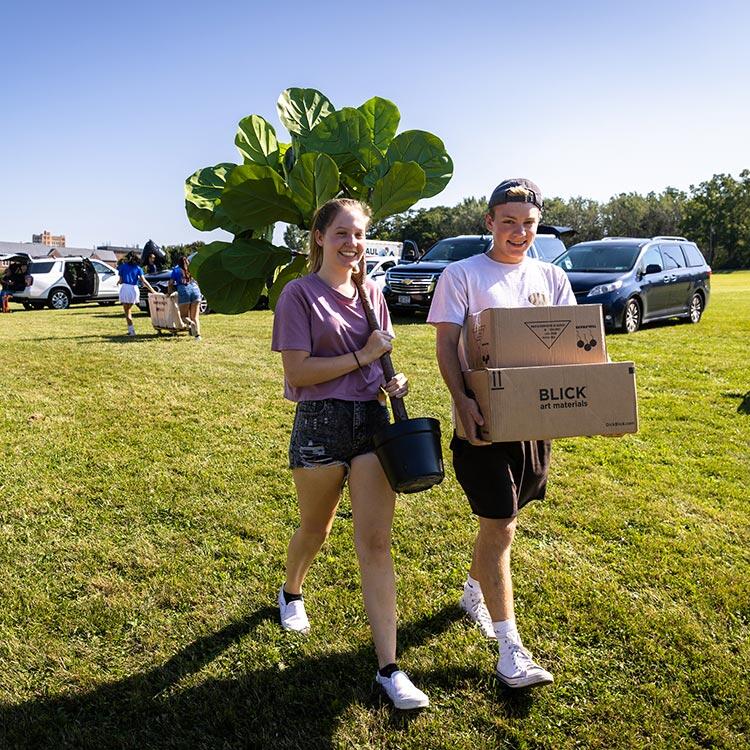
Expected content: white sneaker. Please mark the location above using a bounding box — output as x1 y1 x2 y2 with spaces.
277 585 310 634
459 583 496 639
496 636 554 688
375 670 429 710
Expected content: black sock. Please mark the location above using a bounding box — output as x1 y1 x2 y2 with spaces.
282 587 302 605
378 663 398 678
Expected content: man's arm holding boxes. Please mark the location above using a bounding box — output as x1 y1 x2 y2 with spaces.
435 322 492 447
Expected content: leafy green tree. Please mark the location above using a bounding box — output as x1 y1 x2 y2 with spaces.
543 196 604 244
282 224 308 251
681 171 750 268
184 88 453 312
163 241 205 267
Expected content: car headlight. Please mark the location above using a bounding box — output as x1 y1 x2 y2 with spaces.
587 279 623 297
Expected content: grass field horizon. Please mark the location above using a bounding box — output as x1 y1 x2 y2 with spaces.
1 272 748 749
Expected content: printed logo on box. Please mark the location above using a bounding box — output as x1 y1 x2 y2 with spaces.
524 320 570 349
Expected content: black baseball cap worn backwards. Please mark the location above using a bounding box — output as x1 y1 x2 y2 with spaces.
488 178 544 211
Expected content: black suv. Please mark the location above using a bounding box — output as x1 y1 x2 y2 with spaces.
382 227 570 314
554 236 711 333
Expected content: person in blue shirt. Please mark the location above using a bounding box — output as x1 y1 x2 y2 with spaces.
169 255 202 340
117 252 156 336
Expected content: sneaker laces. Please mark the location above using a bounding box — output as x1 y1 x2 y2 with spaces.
467 596 493 630
504 640 537 673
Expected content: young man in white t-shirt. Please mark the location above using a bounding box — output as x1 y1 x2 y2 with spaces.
427 178 576 688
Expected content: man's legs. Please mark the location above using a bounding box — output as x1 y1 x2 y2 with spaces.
471 516 516 622
467 515 552 688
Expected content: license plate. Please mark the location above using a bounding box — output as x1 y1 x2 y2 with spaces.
398 295 411 304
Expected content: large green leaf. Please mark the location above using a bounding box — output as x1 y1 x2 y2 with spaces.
193 239 291 314
385 130 453 198
221 164 303 230
287 153 340 224
235 115 279 166
277 88 334 138
357 96 400 153
221 238 291 280
304 108 375 175
184 163 239 232
370 161 426 222
269 253 309 311
190 240 232 279
194 250 265 314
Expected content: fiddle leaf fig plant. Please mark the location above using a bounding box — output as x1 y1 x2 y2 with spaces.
184 87 453 313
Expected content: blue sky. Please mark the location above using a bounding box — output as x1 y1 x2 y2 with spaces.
3 0 749 249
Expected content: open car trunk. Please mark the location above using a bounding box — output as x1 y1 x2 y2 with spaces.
0 254 32 292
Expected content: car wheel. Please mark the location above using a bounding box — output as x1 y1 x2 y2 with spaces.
199 298 211 315
688 292 704 323
48 289 71 310
22 300 33 310
621 298 641 333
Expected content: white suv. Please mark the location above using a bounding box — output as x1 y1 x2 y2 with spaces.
13 257 120 310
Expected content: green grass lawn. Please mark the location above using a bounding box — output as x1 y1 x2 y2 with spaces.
1 274 748 749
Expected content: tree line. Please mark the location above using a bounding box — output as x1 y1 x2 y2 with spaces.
367 171 750 270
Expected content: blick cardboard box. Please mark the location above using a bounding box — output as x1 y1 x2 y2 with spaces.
456 361 638 442
463 305 607 369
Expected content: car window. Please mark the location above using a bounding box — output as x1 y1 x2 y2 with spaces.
641 247 663 273
660 244 685 270
382 261 396 271
533 235 566 262
681 243 706 267
421 237 491 262
555 242 640 272
92 261 115 275
29 261 56 274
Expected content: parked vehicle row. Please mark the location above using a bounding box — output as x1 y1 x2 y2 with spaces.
3 233 712 335
382 231 710 334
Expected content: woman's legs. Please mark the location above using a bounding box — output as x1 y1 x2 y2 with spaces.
122 303 134 332
189 300 200 337
348 452 397 668
285 465 346 593
178 302 192 329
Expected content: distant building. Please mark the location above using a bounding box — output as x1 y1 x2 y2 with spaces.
32 230 66 247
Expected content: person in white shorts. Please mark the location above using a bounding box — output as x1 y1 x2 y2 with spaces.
428 178 576 688
117 252 157 336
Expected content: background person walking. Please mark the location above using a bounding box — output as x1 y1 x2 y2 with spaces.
117 252 156 336
170 256 202 340
271 198 429 711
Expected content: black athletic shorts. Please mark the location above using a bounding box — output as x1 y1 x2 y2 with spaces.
450 432 551 519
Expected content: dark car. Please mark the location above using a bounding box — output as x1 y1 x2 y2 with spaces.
383 226 571 314
554 236 711 333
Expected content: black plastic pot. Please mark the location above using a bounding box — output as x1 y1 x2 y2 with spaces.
354 277 445 494
373 417 444 494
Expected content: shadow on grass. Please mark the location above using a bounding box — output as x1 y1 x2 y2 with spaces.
727 390 750 415
0 604 532 749
19 333 186 344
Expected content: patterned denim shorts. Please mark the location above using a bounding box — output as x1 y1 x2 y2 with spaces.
289 398 390 470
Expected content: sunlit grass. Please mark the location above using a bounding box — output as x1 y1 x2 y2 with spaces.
0 273 748 749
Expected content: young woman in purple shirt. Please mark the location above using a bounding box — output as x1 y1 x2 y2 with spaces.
271 198 429 710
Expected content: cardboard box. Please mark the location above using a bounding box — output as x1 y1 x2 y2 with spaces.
456 361 638 442
463 305 607 369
